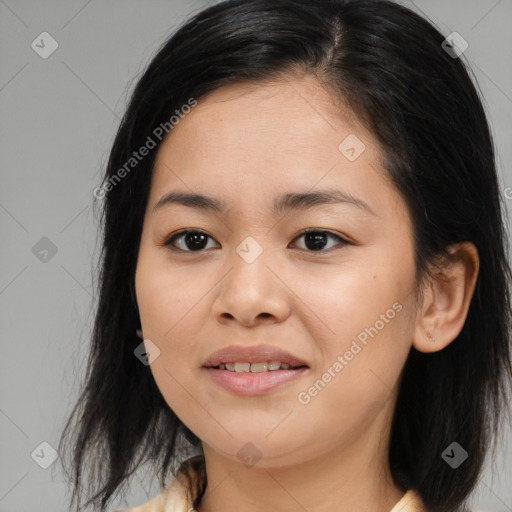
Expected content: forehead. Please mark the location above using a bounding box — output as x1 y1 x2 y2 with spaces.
168 75 361 150
148 75 402 222
155 76 373 169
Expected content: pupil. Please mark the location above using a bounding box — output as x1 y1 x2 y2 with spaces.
182 232 328 251
306 232 326 251
186 232 208 250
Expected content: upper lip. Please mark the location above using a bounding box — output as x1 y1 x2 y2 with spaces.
203 344 309 368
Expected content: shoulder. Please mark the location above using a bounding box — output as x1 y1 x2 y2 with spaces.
112 492 165 512
111 486 187 512
111 455 206 512
111 481 189 512
390 489 427 512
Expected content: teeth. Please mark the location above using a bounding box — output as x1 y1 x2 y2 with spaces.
234 362 251 372
217 360 299 372
249 362 267 373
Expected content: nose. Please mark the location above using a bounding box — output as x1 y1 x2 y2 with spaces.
212 243 291 327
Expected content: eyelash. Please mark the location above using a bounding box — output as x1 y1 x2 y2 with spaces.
162 228 350 254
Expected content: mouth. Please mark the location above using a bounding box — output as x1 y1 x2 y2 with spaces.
203 344 309 371
206 361 308 372
202 344 310 395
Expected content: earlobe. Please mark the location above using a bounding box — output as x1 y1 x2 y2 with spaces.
425 330 436 343
412 241 479 354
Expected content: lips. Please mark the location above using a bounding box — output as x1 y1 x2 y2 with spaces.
203 344 309 368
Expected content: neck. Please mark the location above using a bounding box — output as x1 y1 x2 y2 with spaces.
196 408 405 512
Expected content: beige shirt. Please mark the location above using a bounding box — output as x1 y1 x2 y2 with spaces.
115 455 426 512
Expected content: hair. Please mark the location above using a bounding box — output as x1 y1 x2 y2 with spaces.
58 1 512 511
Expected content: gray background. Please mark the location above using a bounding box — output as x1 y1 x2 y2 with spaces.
0 0 511 511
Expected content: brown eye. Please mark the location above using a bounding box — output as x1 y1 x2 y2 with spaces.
292 230 349 252
164 230 218 252
163 228 349 254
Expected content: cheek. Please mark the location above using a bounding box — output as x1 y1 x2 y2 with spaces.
289 261 416 420
290 260 411 346
135 252 209 394
292 273 414 444
135 250 211 348
135 256 209 426
135 249 205 337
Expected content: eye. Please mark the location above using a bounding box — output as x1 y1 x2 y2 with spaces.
164 229 219 252
291 229 349 252
163 228 349 253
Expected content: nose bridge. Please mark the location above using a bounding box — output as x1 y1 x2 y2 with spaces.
231 234 270 294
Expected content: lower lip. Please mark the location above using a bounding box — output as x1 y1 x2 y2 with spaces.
204 367 308 396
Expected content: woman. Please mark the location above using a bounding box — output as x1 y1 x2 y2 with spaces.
58 1 512 511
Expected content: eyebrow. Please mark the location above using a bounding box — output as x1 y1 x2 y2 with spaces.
152 189 376 216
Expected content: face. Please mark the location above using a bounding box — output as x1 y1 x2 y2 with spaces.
135 74 420 468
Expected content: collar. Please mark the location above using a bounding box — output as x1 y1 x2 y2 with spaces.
123 455 426 512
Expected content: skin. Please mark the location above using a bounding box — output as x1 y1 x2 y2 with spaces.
134 73 479 512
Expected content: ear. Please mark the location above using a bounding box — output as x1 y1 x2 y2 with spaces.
413 241 479 353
